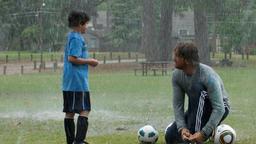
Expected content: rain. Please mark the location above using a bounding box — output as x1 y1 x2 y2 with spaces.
1 0 256 143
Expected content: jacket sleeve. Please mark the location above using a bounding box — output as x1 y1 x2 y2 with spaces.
172 71 187 131
201 76 225 137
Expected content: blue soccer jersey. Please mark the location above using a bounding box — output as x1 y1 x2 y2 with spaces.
62 32 89 91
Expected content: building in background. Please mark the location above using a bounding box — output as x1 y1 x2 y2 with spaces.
87 10 196 51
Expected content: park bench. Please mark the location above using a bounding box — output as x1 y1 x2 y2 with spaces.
151 68 168 76
134 68 143 76
220 59 233 67
134 61 170 76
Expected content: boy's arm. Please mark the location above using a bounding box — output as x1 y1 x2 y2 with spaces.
68 56 98 67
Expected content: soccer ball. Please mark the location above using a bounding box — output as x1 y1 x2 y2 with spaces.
137 125 159 144
214 124 236 144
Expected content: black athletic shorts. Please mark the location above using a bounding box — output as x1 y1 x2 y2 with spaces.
63 91 91 113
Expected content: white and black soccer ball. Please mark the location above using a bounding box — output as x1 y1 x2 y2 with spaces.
137 125 159 144
214 124 236 144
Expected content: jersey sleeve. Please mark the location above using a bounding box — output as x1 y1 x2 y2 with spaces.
68 38 82 58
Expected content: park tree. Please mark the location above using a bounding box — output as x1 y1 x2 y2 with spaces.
0 0 105 52
158 0 174 61
173 0 244 64
238 0 256 59
0 0 65 52
214 0 256 60
103 0 141 52
141 0 157 61
142 0 175 61
193 0 210 64
208 0 223 58
216 0 243 59
0 0 24 51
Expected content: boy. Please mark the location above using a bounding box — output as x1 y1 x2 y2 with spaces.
62 11 98 144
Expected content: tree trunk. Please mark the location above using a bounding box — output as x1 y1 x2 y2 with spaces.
212 0 224 58
142 0 157 61
70 0 82 11
194 0 211 65
158 0 174 61
211 0 217 58
70 0 100 17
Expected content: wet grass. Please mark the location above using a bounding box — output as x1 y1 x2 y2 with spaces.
0 65 256 143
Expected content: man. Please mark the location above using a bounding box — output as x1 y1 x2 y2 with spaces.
62 11 98 144
165 43 230 144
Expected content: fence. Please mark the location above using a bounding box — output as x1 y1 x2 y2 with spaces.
0 52 144 64
0 52 145 75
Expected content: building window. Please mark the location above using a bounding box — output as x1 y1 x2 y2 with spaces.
179 29 188 36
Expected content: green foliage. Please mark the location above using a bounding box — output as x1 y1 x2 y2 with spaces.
214 0 256 54
0 0 70 51
1 0 256 55
216 0 243 53
21 25 39 39
21 25 40 51
102 0 142 51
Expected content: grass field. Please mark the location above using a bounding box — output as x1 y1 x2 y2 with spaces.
0 62 256 144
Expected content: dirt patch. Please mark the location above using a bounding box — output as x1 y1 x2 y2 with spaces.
0 61 141 75
91 62 140 73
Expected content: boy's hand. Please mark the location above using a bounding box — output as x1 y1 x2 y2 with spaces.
88 58 99 67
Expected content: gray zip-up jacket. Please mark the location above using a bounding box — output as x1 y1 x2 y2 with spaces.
172 63 229 137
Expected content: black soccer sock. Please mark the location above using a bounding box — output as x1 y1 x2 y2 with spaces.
75 116 88 143
64 118 75 144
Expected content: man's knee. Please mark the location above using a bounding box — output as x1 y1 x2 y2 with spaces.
165 122 179 144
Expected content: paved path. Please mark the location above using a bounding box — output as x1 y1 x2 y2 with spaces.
0 59 146 75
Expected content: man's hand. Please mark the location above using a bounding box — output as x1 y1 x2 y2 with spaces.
188 131 205 143
180 128 191 142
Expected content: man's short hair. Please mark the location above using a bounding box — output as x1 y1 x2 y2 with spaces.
68 10 90 28
174 42 199 66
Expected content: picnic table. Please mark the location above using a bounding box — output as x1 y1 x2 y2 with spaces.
134 61 171 76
